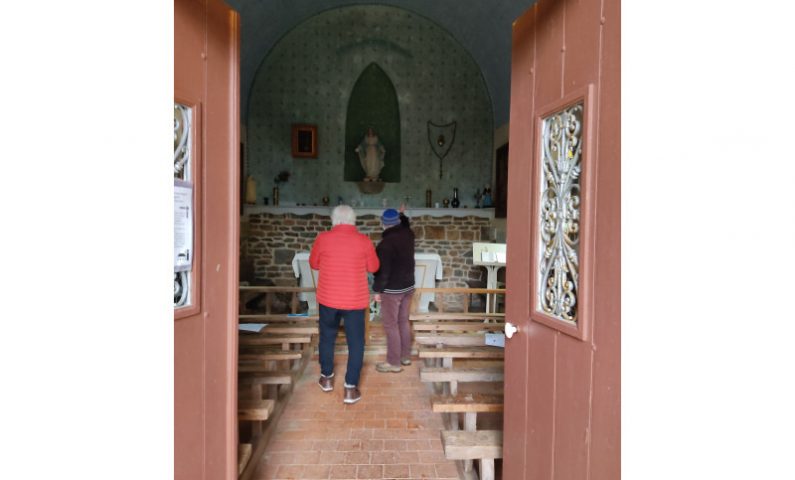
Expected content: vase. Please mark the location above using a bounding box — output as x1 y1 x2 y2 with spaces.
451 188 460 208
245 176 257 205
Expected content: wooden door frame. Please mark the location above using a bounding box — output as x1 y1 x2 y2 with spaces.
174 1 240 479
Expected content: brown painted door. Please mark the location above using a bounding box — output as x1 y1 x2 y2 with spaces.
503 0 620 478
174 1 240 479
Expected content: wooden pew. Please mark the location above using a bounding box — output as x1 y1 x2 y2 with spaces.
238 443 253 476
238 347 303 362
239 286 315 316
418 345 504 368
412 321 505 333
409 287 506 317
238 398 276 421
238 285 322 480
415 333 490 347
421 366 504 383
410 312 505 322
434 393 504 473
432 393 504 432
409 287 506 480
238 370 294 387
239 333 312 350
432 393 503 413
252 323 318 335
421 366 504 396
240 284 371 346
441 430 503 480
238 369 295 402
239 314 320 322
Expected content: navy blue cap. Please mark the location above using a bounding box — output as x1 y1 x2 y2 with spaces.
381 208 400 226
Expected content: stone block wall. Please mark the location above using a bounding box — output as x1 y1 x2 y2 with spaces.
243 212 494 309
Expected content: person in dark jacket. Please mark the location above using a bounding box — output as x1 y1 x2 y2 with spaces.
373 206 415 373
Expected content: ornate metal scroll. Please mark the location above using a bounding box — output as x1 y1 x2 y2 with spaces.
427 121 456 179
174 271 189 307
174 104 192 181
536 102 584 323
174 103 192 308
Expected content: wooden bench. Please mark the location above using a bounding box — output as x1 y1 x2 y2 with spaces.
434 393 504 474
239 369 294 399
441 430 503 480
238 370 294 386
239 285 315 316
239 314 320 322
238 370 295 418
419 345 504 368
410 287 506 316
410 312 505 322
421 366 504 383
238 348 304 362
412 321 505 332
432 393 504 414
409 287 507 480
239 333 312 349
421 366 504 396
238 443 253 476
432 393 504 435
251 323 318 335
415 333 490 347
238 286 322 480
238 398 275 421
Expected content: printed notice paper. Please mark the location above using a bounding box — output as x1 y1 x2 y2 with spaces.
174 180 193 272
239 324 267 333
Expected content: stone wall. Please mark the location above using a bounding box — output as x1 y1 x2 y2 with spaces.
244 212 494 307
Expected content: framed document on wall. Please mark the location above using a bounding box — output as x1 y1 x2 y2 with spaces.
291 124 317 158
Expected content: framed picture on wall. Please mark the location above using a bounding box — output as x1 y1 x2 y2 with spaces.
291 124 317 158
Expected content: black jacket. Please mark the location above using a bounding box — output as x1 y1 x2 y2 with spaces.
372 213 415 293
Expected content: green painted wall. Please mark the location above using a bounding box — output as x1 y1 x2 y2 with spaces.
345 63 401 183
246 5 493 208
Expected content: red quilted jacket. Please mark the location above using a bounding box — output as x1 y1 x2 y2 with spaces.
309 224 380 310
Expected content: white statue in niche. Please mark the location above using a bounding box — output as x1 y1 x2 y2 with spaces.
355 127 386 182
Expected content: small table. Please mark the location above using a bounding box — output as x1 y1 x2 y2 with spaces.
413 253 444 312
291 252 318 312
472 243 506 312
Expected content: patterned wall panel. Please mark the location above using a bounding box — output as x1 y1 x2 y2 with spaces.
246 5 493 208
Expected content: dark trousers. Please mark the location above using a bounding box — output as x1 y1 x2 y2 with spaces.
318 304 365 387
379 290 414 365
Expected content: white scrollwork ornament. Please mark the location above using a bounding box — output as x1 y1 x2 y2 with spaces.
174 271 189 307
174 104 192 180
174 102 193 309
537 102 583 323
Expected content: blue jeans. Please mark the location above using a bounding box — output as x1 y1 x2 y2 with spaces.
318 304 365 387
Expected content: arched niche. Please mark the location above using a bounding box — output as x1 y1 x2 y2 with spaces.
344 63 401 183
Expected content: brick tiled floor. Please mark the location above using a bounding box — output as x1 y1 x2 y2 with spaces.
253 355 459 480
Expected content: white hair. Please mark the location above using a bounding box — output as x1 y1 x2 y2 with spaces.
331 205 356 226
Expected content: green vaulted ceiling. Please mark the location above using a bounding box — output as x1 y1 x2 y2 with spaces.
226 0 539 127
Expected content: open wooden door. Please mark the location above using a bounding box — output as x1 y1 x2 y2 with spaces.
174 1 240 479
503 0 620 478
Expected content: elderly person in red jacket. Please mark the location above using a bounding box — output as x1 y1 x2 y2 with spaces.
309 205 379 404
